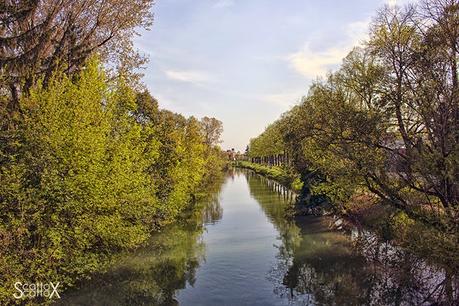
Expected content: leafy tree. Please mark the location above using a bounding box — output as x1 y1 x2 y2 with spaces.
248 0 459 232
0 59 226 304
200 116 223 147
0 0 154 108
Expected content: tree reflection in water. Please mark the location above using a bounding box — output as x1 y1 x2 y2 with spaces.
245 170 458 306
57 170 457 305
56 179 225 306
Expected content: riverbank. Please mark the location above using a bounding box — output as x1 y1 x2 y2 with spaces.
0 58 231 305
234 161 303 192
235 161 459 272
55 173 227 306
56 169 458 305
0 168 227 306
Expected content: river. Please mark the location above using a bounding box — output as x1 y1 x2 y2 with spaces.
57 169 458 305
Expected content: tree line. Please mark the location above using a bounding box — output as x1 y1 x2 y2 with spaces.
0 1 225 303
248 0 458 244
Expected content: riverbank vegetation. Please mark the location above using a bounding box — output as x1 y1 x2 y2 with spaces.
247 0 459 267
236 161 303 192
56 174 226 306
0 1 226 304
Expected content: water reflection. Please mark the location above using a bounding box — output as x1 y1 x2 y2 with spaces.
245 170 459 305
351 229 459 305
56 181 225 306
56 170 458 305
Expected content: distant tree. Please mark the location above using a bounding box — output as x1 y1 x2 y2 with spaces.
134 90 160 124
200 116 223 147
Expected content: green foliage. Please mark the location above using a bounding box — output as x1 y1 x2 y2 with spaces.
291 178 303 193
53 174 226 306
0 59 225 304
248 122 284 158
247 1 459 261
237 161 302 192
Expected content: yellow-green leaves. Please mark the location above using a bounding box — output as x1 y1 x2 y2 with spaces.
0 58 225 304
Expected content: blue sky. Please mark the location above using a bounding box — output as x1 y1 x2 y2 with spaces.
135 0 413 151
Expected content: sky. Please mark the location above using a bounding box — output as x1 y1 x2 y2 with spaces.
134 0 414 151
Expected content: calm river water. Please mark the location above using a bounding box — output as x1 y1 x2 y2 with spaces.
58 169 458 305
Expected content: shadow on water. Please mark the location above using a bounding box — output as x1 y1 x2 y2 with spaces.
244 169 459 306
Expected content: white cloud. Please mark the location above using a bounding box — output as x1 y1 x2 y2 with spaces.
286 18 371 79
386 0 418 7
213 0 235 9
346 18 371 45
164 69 211 85
287 45 348 78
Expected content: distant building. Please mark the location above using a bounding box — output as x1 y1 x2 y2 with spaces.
226 148 237 161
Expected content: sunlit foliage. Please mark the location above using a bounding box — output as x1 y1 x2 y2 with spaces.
248 1 459 235
0 59 225 303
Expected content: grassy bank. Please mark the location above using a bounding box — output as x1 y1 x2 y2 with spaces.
234 161 303 192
